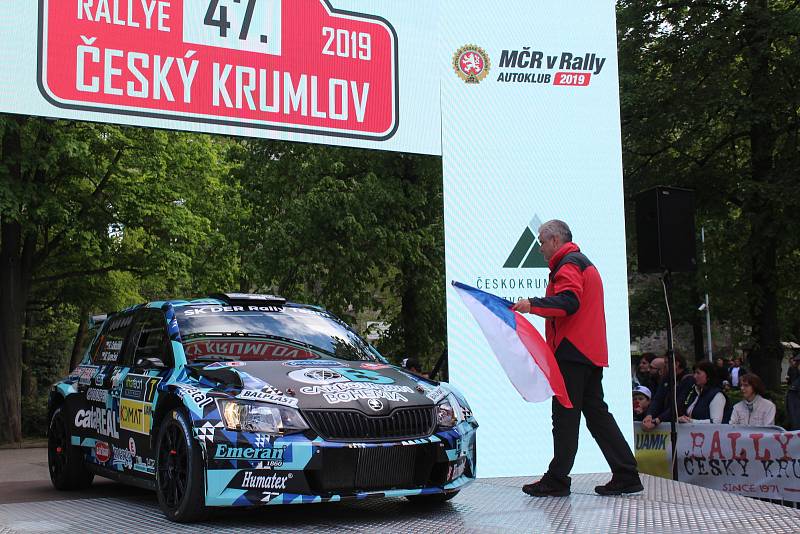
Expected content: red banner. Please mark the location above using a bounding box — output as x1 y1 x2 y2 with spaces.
39 0 398 139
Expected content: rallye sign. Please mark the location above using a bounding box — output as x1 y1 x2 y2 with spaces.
38 0 398 140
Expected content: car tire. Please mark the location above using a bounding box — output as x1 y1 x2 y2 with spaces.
155 408 208 523
406 490 459 504
48 406 94 490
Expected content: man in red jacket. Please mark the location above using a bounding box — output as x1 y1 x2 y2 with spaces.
512 219 641 497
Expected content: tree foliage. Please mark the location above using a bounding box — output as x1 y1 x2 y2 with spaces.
618 0 800 386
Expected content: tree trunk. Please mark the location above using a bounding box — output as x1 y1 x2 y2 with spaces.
0 221 32 444
743 0 782 389
21 310 35 398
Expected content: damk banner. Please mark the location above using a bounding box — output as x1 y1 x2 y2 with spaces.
635 423 800 502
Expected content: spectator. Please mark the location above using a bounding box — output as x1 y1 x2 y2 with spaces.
401 358 428 378
679 361 727 424
786 353 800 430
714 357 730 384
648 357 665 389
729 356 748 388
729 374 776 426
787 351 800 387
632 386 651 422
633 353 656 390
641 352 695 430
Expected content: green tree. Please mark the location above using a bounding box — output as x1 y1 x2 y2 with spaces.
230 141 445 368
0 116 236 443
618 1 800 387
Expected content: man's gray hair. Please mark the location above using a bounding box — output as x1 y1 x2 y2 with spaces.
539 220 572 243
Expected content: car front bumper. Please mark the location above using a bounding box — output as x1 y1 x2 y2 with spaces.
199 420 477 506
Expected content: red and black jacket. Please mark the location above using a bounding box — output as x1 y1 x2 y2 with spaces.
529 242 608 367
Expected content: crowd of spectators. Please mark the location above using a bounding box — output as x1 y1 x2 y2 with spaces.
630 350 795 430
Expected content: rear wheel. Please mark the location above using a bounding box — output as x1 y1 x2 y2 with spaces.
155 408 207 523
48 407 94 490
406 490 459 504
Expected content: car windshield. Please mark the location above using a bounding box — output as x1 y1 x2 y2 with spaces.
175 305 377 362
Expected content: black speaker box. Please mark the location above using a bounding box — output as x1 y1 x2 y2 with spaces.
635 186 697 273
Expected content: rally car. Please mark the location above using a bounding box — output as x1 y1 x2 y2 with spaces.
48 293 477 522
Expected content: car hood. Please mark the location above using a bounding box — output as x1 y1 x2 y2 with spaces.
186 359 448 415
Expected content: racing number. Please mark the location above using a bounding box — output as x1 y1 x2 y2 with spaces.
204 0 261 41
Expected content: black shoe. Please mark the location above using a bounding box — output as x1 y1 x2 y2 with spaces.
594 476 644 496
522 478 570 497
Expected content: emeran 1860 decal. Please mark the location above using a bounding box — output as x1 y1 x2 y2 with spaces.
39 0 398 140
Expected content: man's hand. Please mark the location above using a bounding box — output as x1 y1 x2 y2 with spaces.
511 299 531 314
678 415 692 424
641 414 657 430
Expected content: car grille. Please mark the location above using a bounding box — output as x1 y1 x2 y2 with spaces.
302 407 436 441
306 442 449 493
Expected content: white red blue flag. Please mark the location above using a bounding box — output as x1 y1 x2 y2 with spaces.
453 281 572 408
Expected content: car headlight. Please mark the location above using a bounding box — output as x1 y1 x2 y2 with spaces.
217 399 309 434
437 394 465 428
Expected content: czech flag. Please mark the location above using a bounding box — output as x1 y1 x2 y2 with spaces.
453 281 572 408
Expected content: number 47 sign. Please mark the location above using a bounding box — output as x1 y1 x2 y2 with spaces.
38 0 399 140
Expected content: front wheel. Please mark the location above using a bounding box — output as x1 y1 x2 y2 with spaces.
155 408 207 522
406 490 459 504
48 406 94 490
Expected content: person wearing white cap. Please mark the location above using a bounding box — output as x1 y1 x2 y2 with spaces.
632 386 651 422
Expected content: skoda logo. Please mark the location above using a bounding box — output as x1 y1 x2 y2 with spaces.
367 399 384 411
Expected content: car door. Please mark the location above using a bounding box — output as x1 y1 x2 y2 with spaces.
70 312 134 467
115 308 174 478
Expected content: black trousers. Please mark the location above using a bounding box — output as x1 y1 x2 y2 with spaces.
545 361 638 486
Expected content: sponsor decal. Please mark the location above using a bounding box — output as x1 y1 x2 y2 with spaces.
85 387 108 404
425 386 447 404
203 361 247 370
121 374 161 402
112 445 133 470
74 407 120 439
238 471 292 490
367 399 383 411
237 389 299 408
175 384 214 409
71 365 99 385
128 437 137 456
453 44 490 84
282 359 337 367
495 48 607 86
299 383 412 395
213 443 285 463
95 441 111 463
119 398 154 435
288 367 393 385
133 458 156 475
186 339 314 360
359 363 391 370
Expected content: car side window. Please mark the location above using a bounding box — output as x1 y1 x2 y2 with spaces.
91 314 134 365
130 310 172 368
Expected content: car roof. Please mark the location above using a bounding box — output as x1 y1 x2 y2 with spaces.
109 296 328 316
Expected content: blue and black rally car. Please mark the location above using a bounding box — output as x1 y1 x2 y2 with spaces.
48 294 477 522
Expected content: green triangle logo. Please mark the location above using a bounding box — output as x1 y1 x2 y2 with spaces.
504 218 548 268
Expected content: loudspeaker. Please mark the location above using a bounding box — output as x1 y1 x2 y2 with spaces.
635 186 697 273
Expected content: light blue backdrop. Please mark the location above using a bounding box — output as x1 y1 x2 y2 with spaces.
440 0 633 478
